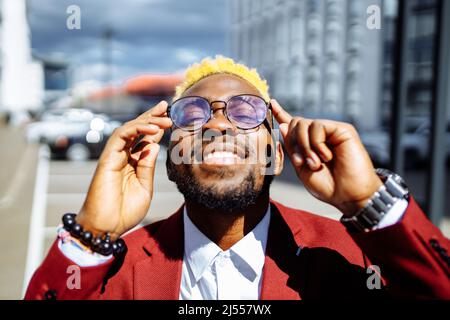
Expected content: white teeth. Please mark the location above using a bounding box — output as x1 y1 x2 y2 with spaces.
203 151 241 164
204 151 239 160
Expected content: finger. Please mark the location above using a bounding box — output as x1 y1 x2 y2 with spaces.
316 119 355 147
149 100 169 117
131 139 149 154
130 132 163 158
106 123 160 153
309 121 333 163
136 142 160 194
125 116 172 149
144 116 172 129
271 99 293 125
279 123 289 140
125 116 172 133
135 100 169 121
285 120 304 167
295 120 322 171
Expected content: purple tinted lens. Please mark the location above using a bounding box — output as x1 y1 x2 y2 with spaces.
227 95 267 129
170 97 210 130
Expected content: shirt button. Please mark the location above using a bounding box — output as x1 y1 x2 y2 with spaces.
217 253 228 267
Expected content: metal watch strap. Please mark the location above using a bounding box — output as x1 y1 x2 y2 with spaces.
340 169 410 232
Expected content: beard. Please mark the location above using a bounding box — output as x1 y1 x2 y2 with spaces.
166 159 273 214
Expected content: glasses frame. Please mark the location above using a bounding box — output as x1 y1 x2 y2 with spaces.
167 94 273 133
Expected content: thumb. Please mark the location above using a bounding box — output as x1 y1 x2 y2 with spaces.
271 99 292 125
136 142 160 194
279 123 289 139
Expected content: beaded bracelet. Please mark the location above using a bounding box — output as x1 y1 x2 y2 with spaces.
62 213 126 257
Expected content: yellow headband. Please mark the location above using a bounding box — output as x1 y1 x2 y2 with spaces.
173 55 270 102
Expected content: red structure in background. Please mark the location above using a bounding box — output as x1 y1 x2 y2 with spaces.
88 74 183 101
124 74 183 97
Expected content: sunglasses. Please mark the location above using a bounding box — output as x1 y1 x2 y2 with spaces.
167 94 272 132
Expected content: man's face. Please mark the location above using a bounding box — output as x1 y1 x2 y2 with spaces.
166 73 283 213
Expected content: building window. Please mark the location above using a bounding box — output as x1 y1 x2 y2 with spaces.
289 13 302 62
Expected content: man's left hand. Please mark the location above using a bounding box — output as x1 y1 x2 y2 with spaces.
271 99 383 217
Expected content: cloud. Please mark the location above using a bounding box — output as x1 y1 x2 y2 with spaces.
174 48 201 64
27 0 227 84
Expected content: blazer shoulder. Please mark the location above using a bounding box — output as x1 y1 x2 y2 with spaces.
120 210 180 257
122 215 173 246
270 200 361 251
271 199 344 231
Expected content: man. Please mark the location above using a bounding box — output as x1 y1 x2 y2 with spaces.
25 56 449 300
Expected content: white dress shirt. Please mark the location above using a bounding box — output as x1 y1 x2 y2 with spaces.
58 199 408 299
179 206 270 300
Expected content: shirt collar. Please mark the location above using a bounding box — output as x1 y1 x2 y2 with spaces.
183 205 271 284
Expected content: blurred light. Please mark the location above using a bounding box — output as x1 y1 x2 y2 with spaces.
66 109 93 122
55 135 69 148
90 117 105 131
86 130 101 143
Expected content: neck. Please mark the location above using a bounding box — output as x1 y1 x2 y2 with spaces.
185 192 270 251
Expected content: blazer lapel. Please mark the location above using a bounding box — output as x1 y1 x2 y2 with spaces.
134 207 184 300
132 201 308 300
260 201 307 300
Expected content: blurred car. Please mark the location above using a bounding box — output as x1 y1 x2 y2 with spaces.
360 119 450 168
26 108 121 161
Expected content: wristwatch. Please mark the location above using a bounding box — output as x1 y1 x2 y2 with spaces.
340 168 410 232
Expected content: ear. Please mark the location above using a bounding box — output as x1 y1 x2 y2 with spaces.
273 140 284 176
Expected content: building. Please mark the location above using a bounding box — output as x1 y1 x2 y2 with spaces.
229 0 385 130
0 0 44 113
0 0 68 117
34 53 70 107
381 0 444 125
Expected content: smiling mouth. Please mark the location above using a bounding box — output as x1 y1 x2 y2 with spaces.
204 151 242 165
201 144 247 166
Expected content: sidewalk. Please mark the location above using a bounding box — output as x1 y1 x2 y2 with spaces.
0 124 39 299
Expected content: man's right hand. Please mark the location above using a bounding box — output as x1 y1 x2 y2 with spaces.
76 101 172 240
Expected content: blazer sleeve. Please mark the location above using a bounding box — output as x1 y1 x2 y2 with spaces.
24 239 114 300
349 197 450 299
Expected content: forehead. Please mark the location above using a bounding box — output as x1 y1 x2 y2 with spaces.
181 73 261 101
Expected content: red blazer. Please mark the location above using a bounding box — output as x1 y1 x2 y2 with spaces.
25 198 450 300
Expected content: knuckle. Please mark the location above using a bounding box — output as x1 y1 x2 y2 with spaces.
289 125 299 138
112 127 123 136
298 118 312 129
343 123 357 133
310 120 322 128
145 117 153 125
297 121 309 135
288 118 297 129
124 120 135 127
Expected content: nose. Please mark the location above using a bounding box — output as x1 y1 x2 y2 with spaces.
202 101 236 134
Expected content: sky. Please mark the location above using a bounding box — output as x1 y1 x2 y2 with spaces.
27 0 228 87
